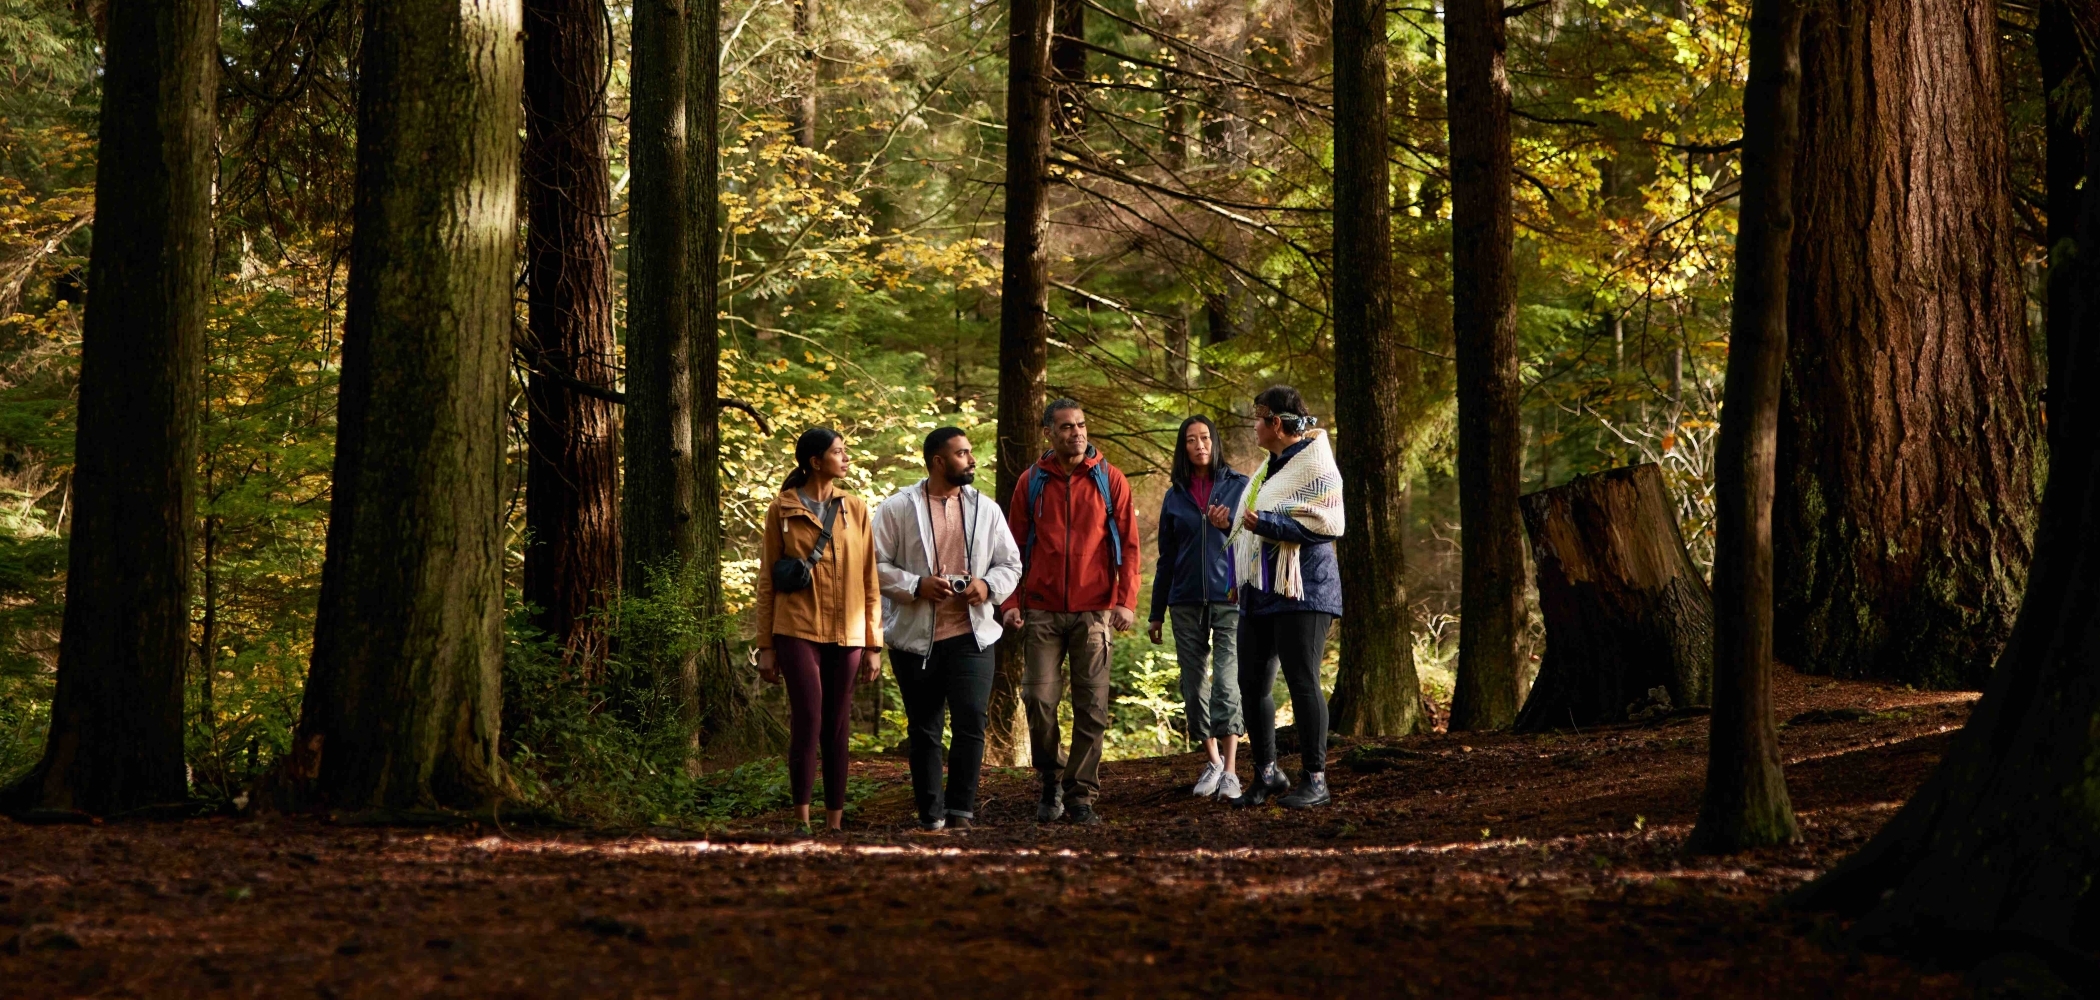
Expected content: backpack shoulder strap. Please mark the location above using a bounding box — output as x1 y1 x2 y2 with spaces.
1022 468 1050 564
1091 464 1122 568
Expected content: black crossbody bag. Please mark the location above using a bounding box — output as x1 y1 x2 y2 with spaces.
771 498 839 594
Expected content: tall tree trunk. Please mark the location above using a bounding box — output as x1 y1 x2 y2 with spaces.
1445 0 1524 732
291 0 521 813
2038 0 2091 449
1326 0 1422 737
1690 0 1804 854
990 0 1056 763
1050 0 1084 135
689 0 744 745
1790 96 2100 984
0 0 216 816
792 0 817 150
1775 0 2039 690
522 0 619 677
624 0 695 598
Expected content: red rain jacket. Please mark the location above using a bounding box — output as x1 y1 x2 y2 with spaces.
999 448 1142 614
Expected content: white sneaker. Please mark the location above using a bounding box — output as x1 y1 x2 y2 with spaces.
1192 759 1226 796
1217 771 1243 800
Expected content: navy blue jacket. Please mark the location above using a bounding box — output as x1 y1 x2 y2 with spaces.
1242 438 1344 618
1148 466 1252 622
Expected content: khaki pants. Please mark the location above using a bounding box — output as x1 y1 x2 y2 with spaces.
1021 609 1115 804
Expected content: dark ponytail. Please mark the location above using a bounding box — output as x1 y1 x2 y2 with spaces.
782 427 842 491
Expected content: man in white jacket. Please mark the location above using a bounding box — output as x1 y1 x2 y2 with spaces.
872 427 1023 831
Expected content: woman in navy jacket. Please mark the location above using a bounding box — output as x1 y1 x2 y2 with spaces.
1147 415 1251 799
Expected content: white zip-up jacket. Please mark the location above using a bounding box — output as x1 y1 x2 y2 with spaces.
871 480 1024 656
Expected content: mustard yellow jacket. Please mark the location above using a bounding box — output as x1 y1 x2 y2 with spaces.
755 489 883 650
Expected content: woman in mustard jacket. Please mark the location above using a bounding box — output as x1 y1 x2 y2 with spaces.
755 427 883 833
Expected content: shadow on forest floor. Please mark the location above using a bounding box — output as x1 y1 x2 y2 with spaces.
1 668 1978 998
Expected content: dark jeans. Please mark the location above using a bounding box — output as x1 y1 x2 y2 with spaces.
889 634 996 821
1239 611 1334 774
774 635 862 810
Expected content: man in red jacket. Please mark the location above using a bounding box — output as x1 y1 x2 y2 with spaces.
999 398 1141 825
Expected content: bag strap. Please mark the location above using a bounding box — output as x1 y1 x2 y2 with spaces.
1090 463 1122 569
806 497 840 567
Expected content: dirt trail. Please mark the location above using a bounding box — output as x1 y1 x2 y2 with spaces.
1 669 1974 998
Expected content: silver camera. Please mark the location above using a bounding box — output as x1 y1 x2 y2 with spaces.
943 573 973 593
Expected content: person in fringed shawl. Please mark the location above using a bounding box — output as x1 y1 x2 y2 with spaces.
1214 385 1346 809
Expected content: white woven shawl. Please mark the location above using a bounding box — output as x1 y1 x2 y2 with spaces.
1228 429 1345 599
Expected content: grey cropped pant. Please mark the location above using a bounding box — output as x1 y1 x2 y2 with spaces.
1169 602 1244 743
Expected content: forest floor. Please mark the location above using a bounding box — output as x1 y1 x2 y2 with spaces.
3 668 1981 999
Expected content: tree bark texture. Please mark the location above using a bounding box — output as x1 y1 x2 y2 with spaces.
623 0 697 597
1776 0 2039 690
990 0 1056 764
1691 0 1803 854
1513 464 1713 733
523 0 619 676
293 0 521 812
1445 0 1525 732
689 0 750 746
1790 107 2100 980
1 0 216 816
1326 0 1422 738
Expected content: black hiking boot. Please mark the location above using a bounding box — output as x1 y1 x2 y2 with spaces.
1036 774 1065 823
1278 771 1330 809
1229 762 1290 808
1064 802 1102 826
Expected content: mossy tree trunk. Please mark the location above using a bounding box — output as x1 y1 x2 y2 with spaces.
1775 0 2039 690
989 0 1056 764
1691 0 1803 854
1326 0 1422 737
292 0 521 813
1791 96 2100 981
1445 0 1525 732
522 0 619 676
1 0 216 816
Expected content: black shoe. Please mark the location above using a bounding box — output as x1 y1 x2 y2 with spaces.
1064 802 1102 826
945 814 974 831
916 816 947 832
1230 762 1291 809
1278 771 1330 809
1036 775 1065 823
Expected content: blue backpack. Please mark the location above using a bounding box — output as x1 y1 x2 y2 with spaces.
1023 463 1123 569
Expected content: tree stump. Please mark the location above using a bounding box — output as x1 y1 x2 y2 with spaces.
1513 463 1714 732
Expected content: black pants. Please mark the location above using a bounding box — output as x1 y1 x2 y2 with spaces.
889 634 995 820
1239 611 1335 774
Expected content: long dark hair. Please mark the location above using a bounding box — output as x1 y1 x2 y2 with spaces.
1170 414 1221 489
782 427 843 491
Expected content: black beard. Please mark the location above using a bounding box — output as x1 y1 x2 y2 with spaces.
950 469 977 487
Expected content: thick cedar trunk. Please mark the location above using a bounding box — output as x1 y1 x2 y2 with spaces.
989 0 1056 764
1445 0 1525 732
1050 0 1084 135
623 0 696 597
1775 0 2039 690
1790 103 2100 981
1326 0 1422 737
792 0 816 150
2039 0 2091 444
1513 464 1713 733
291 0 521 812
688 0 744 744
1 0 215 816
522 0 619 676
1690 0 1803 854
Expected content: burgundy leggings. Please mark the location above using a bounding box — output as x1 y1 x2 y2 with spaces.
774 635 862 810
